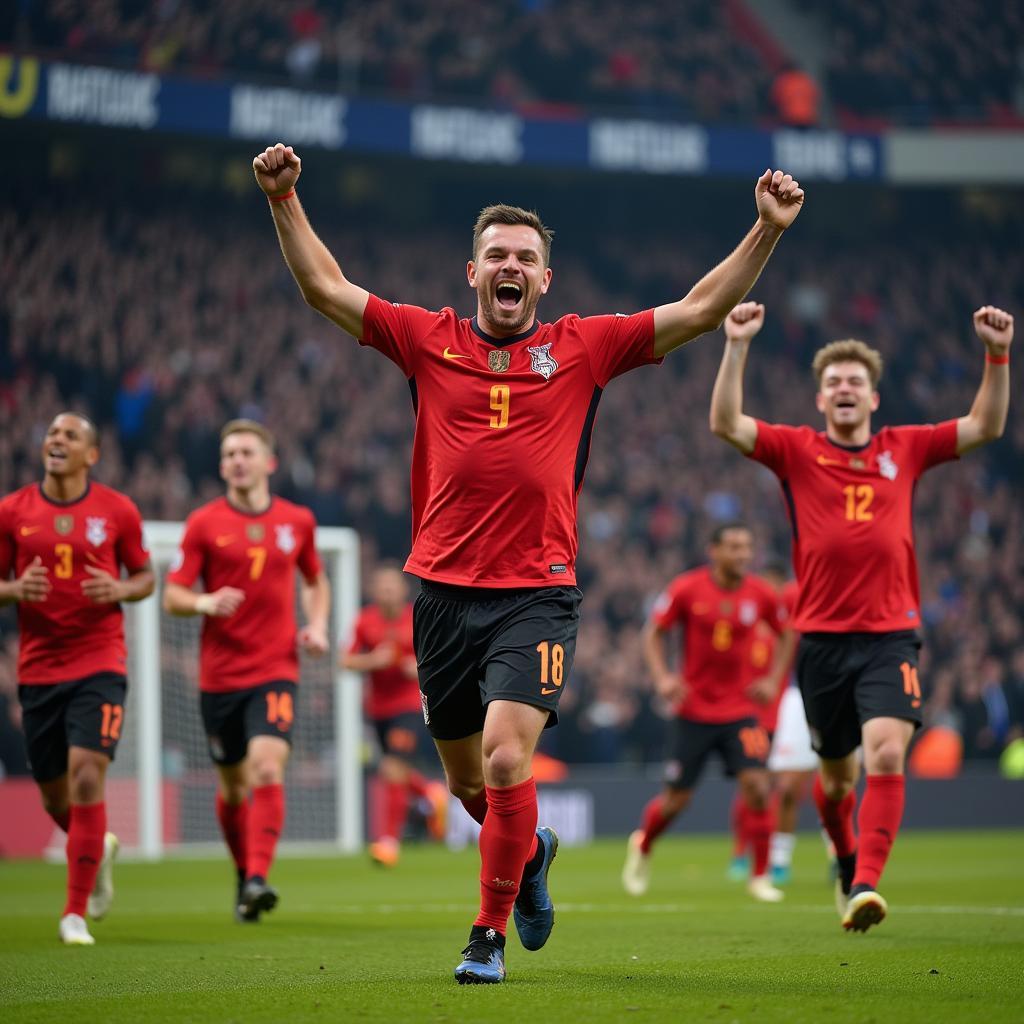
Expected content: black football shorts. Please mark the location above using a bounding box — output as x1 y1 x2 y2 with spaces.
200 680 298 766
19 673 128 783
413 581 582 741
797 630 923 760
664 716 771 791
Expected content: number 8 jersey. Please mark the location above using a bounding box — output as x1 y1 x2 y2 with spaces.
166 497 321 692
360 295 660 588
748 420 959 633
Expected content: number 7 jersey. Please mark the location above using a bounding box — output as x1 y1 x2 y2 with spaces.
748 420 959 633
166 496 321 692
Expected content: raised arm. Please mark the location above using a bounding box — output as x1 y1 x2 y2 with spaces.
956 306 1013 456
253 143 370 339
652 170 804 357
709 302 764 454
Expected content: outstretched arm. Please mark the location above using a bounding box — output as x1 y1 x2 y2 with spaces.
709 302 764 454
254 143 370 338
956 306 1013 455
652 170 804 358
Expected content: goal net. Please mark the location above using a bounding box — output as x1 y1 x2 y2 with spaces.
116 521 363 858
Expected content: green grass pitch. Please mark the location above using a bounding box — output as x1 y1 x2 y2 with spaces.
2 830 1022 1023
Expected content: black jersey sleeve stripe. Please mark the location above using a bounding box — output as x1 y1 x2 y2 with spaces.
573 386 604 493
780 479 799 542
408 377 418 414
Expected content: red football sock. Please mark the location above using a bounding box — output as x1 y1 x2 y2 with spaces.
380 779 409 841
64 801 106 917
474 778 538 934
852 774 905 890
743 803 776 878
49 806 71 833
731 792 747 856
216 792 248 874
813 774 857 859
405 770 430 800
638 794 674 855
461 789 489 825
246 783 285 880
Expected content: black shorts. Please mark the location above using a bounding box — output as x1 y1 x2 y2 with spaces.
200 680 298 766
664 716 771 790
413 581 582 742
18 673 127 783
373 712 427 759
797 630 923 760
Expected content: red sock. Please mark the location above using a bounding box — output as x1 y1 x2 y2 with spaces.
405 770 430 800
216 793 248 873
380 779 409 841
246 783 284 880
813 774 857 858
474 778 538 935
744 803 776 877
731 792 748 856
638 794 674 855
461 789 489 825
852 774 905 890
49 807 71 833
64 801 106 917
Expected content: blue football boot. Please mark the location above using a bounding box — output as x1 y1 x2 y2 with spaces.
513 826 559 951
454 929 506 984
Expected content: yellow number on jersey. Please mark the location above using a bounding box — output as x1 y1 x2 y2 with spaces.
712 620 733 651
246 546 267 581
843 484 874 521
489 385 510 429
54 543 73 579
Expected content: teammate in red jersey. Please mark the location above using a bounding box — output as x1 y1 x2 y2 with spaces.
254 140 804 982
711 301 1013 931
0 412 154 946
342 564 446 867
622 524 795 903
163 420 330 922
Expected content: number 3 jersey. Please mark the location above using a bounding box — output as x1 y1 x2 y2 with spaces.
360 295 660 588
166 497 321 692
0 482 149 685
748 420 959 634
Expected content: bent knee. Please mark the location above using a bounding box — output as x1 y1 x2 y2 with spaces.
482 744 531 787
446 777 484 802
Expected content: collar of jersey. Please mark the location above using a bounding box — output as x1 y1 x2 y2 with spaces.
225 495 274 518
823 433 872 453
37 481 91 507
470 317 542 348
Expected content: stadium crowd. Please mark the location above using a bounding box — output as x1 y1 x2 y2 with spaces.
4 0 1021 125
0 184 1021 775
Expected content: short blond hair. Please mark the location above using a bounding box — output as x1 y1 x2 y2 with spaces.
473 204 554 265
220 419 275 452
812 339 883 388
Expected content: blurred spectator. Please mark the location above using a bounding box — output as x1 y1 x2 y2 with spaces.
771 62 820 127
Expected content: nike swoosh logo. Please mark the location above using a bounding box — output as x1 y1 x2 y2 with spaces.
816 455 846 467
443 348 469 360
541 687 558 696
215 535 236 547
19 526 41 536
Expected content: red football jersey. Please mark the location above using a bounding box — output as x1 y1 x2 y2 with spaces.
651 566 787 723
749 421 959 632
166 496 322 692
347 602 420 720
0 482 150 685
752 580 799 732
360 296 660 586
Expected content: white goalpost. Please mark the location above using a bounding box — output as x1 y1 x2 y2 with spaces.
115 521 363 859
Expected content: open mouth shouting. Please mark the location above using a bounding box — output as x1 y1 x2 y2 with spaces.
494 279 524 312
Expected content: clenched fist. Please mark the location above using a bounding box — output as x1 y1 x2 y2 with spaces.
974 306 1013 355
725 302 765 344
756 169 804 231
253 143 301 198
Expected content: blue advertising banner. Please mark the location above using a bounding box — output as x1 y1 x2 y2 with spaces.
1 54 884 181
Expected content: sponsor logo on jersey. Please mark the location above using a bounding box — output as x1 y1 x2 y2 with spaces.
488 349 511 373
19 525 41 536
246 523 265 542
275 523 296 554
527 341 558 380
877 450 898 480
442 347 469 360
549 563 567 574
54 514 74 535
739 599 758 626
86 517 108 547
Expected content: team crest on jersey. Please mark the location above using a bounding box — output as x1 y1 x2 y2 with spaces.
527 342 558 380
86 517 108 547
247 523 265 542
488 350 511 373
877 450 898 480
739 600 758 626
719 599 733 615
275 524 296 554
850 457 866 470
54 514 74 535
